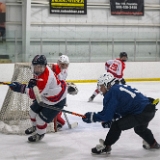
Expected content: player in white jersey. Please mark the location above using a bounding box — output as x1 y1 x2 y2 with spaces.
52 55 69 129
52 55 78 130
10 55 67 142
52 55 69 81
88 52 128 102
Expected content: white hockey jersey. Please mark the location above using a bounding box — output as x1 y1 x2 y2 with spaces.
105 58 126 80
51 64 68 80
26 66 67 105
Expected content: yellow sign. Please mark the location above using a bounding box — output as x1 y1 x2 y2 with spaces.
50 0 87 14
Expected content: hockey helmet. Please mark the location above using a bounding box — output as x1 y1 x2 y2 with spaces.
119 52 128 61
32 55 47 66
58 55 69 69
58 55 69 64
119 52 128 58
31 55 47 76
97 72 116 89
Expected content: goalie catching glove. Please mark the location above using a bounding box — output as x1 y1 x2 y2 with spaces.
67 82 78 95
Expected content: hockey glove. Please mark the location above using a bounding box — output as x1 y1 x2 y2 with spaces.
28 79 37 88
67 82 78 95
148 97 159 106
10 82 26 93
120 78 126 85
148 97 155 103
153 98 159 106
82 112 96 123
112 113 122 121
101 121 112 128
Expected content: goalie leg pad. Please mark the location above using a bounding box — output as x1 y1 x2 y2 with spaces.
57 111 65 125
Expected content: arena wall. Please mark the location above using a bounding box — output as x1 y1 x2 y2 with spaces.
0 62 159 83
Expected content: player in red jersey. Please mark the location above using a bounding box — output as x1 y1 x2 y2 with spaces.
10 55 67 142
88 52 128 102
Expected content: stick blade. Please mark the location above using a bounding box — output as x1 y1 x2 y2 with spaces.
70 122 78 129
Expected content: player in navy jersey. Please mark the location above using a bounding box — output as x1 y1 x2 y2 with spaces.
82 72 160 155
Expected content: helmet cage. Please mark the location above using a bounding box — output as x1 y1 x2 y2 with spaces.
97 73 116 89
58 55 69 64
31 64 45 76
58 55 69 69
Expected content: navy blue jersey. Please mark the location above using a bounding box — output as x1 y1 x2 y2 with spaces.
94 84 150 122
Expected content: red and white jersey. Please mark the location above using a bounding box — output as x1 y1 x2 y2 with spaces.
51 64 68 80
26 66 67 105
105 58 125 79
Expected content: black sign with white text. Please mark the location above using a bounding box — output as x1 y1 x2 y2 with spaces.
110 0 144 16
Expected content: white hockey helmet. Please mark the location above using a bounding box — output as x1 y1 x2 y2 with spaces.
58 55 70 69
58 55 69 64
97 72 116 89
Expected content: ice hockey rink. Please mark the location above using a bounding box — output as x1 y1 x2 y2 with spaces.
0 82 160 160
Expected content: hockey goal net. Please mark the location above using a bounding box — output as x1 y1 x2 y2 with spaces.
0 63 55 135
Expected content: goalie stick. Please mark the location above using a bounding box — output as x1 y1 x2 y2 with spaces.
33 86 86 118
63 112 78 129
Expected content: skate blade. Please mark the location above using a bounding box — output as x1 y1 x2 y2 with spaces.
91 152 111 156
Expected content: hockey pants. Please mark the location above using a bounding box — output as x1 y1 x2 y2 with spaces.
104 104 157 146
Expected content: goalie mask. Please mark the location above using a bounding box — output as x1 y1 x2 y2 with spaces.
58 55 70 70
97 72 116 91
31 55 47 76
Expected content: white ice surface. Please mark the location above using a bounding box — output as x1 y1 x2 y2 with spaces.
0 82 160 160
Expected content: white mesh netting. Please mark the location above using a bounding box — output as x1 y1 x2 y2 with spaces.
0 63 55 135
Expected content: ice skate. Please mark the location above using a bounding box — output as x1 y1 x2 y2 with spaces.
91 139 111 154
28 133 45 142
143 140 160 149
25 126 36 135
57 123 63 130
88 95 95 102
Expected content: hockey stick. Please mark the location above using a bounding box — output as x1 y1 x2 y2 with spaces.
63 112 78 129
53 116 58 132
0 82 12 86
0 79 44 86
33 86 86 118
